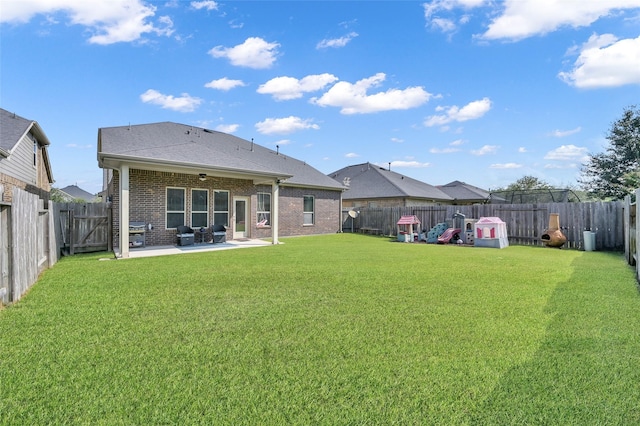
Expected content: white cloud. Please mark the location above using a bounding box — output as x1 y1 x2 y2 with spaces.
423 0 487 33
311 73 432 114
65 143 93 149
317 32 358 49
481 0 640 41
558 34 640 88
424 97 492 127
140 89 202 112
0 0 174 44
544 163 578 169
430 147 461 154
389 160 431 168
275 139 292 146
257 74 339 100
548 126 582 137
391 137 404 143
544 144 589 161
204 77 246 91
215 123 239 133
490 163 523 169
255 116 319 135
450 138 465 146
518 147 527 153
209 37 279 69
471 145 499 155
191 1 218 11
345 152 359 158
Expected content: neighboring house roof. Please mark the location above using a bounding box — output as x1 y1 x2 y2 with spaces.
58 184 96 201
0 107 54 182
98 122 344 191
329 162 453 202
437 180 490 203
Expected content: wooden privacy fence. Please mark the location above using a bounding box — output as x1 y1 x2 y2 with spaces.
0 188 58 304
344 201 625 251
0 195 112 305
624 190 639 282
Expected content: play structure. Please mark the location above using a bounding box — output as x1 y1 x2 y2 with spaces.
474 217 509 249
541 213 567 248
397 215 421 242
437 227 461 244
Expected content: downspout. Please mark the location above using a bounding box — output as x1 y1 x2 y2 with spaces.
119 164 130 258
272 180 279 244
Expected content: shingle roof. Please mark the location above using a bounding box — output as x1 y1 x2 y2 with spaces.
59 184 96 201
0 108 39 153
98 121 344 191
329 163 453 201
437 180 490 202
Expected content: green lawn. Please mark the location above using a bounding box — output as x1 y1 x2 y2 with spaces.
2 234 640 424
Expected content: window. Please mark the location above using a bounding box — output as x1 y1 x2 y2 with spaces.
33 139 37 167
257 192 271 226
166 187 185 229
213 190 229 226
303 195 314 225
191 189 208 228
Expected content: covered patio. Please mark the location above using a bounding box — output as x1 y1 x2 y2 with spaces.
113 238 273 259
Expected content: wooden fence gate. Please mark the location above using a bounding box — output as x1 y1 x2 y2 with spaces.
54 202 112 255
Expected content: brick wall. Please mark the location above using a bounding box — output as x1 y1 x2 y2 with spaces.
0 171 50 205
109 169 341 247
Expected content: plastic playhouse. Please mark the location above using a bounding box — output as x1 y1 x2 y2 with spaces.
397 215 421 242
474 217 509 249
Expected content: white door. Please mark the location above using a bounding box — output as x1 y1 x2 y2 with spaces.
233 197 248 239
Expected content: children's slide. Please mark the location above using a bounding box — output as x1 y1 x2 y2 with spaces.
437 228 461 244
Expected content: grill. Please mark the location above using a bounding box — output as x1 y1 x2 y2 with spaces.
129 221 146 248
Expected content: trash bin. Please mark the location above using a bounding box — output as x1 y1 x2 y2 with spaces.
583 231 596 251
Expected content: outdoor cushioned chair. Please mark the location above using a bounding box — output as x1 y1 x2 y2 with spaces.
211 224 226 243
176 225 195 246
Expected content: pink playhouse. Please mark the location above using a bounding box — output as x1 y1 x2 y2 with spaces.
397 215 421 242
474 217 509 249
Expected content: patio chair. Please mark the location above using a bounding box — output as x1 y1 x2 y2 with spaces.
176 225 195 246
211 224 227 243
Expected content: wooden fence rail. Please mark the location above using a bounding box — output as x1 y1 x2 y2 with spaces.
344 200 625 251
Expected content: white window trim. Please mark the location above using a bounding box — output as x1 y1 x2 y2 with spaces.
257 192 271 227
303 195 315 226
213 189 230 227
191 188 209 228
166 187 186 229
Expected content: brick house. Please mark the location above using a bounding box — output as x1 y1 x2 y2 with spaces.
329 162 453 208
98 121 345 258
0 108 54 204
329 163 492 208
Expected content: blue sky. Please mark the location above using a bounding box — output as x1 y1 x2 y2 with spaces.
2 0 640 195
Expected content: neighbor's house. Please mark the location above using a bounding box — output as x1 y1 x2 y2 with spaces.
329 162 453 208
98 121 345 258
436 180 491 205
0 108 54 204
56 184 97 202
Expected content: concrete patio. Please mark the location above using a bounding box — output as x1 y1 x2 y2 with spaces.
113 239 273 259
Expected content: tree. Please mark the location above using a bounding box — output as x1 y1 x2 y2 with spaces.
580 106 640 200
493 175 552 192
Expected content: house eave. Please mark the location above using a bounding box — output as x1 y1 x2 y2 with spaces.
98 153 292 183
280 181 347 192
